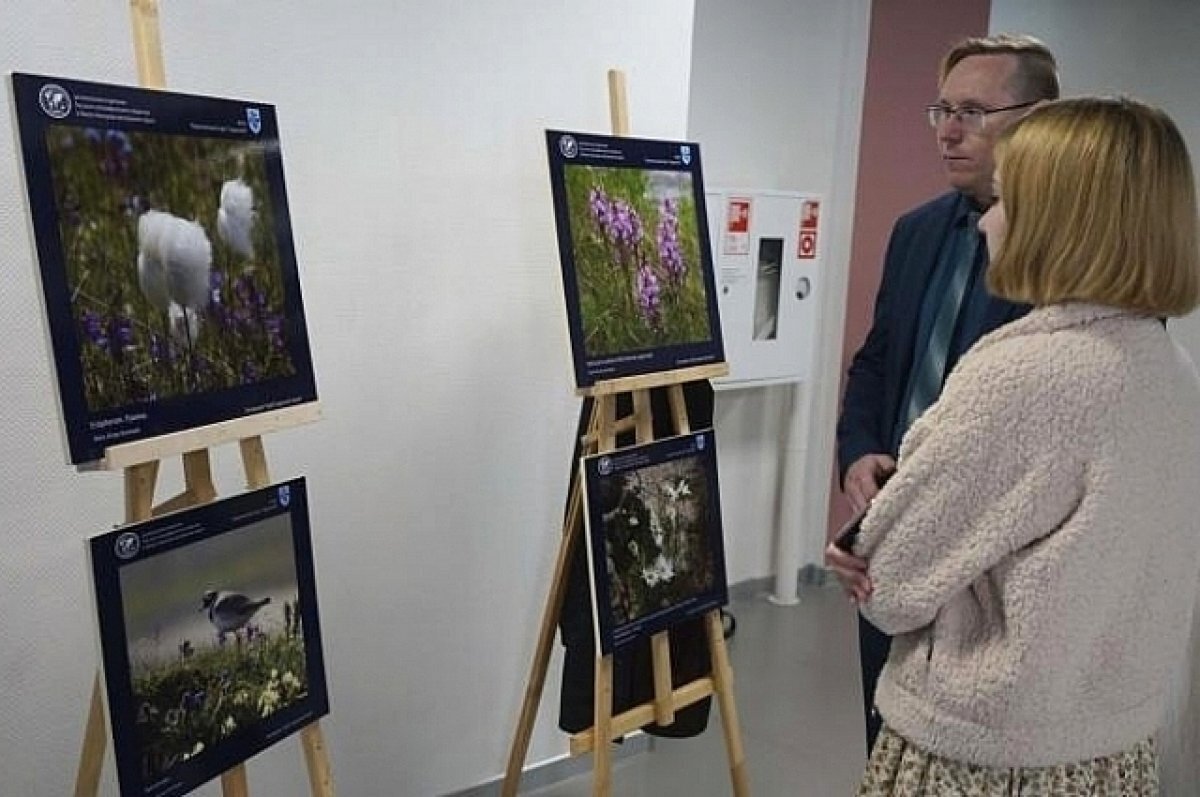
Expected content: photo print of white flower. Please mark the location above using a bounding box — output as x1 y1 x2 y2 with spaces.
546 131 724 387
88 478 327 797
12 74 317 463
582 430 729 653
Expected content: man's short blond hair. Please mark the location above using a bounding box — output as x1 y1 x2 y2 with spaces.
988 97 1199 317
940 33 1060 102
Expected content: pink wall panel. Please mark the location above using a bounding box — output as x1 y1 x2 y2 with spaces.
826 1 991 540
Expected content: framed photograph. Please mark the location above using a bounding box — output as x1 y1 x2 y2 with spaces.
87 478 328 797
10 73 318 465
581 430 729 653
545 130 725 388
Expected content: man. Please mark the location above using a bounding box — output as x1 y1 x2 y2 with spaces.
827 33 1060 753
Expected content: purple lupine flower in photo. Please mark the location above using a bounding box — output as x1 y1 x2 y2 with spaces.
657 198 685 285
264 314 286 352
81 310 107 348
111 315 135 349
105 130 133 156
635 260 662 329
589 186 612 231
609 200 643 249
209 270 225 307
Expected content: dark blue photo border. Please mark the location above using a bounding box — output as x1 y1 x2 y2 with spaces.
88 478 328 797
581 430 729 654
11 73 318 465
545 129 725 388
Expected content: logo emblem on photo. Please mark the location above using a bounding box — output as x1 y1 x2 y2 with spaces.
246 107 262 134
597 456 613 476
559 134 578 159
278 485 291 507
114 531 141 560
680 145 692 165
38 83 72 119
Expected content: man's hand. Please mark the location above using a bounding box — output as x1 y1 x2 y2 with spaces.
825 541 872 604
844 454 896 514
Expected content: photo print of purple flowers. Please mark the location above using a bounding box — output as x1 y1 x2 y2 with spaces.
565 165 712 356
595 455 718 627
44 126 297 411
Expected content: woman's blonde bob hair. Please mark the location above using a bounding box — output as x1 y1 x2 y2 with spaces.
988 96 1200 316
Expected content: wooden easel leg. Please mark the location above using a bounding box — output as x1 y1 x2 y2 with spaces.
501 404 601 795
666 384 691 435
182 448 217 504
592 654 614 796
650 632 675 726
706 611 749 796
501 482 587 795
239 435 271 489
125 460 159 522
301 722 336 797
73 672 107 797
220 764 249 797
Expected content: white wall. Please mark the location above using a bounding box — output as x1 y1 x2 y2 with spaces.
0 1 695 794
687 0 871 581
990 0 1200 362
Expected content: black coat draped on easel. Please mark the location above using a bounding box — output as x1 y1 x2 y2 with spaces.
557 381 714 738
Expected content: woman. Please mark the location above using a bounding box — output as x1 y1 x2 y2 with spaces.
851 97 1200 794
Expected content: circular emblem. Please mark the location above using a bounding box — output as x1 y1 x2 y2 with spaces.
114 531 141 560
597 456 613 476
38 83 72 119
559 134 578 159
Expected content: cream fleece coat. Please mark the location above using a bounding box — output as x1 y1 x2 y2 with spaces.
855 302 1200 768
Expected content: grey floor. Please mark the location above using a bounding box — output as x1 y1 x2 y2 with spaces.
525 580 868 796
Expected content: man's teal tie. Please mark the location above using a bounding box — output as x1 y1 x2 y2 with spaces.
900 212 981 436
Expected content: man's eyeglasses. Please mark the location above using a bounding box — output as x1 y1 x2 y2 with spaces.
925 101 1036 131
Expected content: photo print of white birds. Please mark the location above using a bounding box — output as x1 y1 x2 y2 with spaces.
11 73 317 464
88 478 327 797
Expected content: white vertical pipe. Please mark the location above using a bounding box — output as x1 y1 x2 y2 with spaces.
769 380 811 605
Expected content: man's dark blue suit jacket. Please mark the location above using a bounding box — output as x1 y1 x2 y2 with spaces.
836 191 1030 482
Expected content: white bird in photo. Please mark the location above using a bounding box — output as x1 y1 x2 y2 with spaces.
217 178 255 258
136 210 212 311
200 589 271 635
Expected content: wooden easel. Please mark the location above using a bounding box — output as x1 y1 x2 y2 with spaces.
72 4 336 796
501 71 749 797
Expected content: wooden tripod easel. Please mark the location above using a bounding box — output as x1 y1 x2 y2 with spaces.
72 4 336 796
501 71 749 797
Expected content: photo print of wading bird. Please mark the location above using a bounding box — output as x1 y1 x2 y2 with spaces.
546 130 723 387
88 479 327 796
11 73 317 464
582 431 728 653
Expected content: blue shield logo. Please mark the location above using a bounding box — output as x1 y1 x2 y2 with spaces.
696 433 706 451
246 107 262 134
278 485 291 507
680 145 692 165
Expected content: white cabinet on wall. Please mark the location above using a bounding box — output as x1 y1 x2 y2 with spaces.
706 189 823 389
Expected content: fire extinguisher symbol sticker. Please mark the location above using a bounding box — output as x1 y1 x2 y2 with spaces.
798 200 819 259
